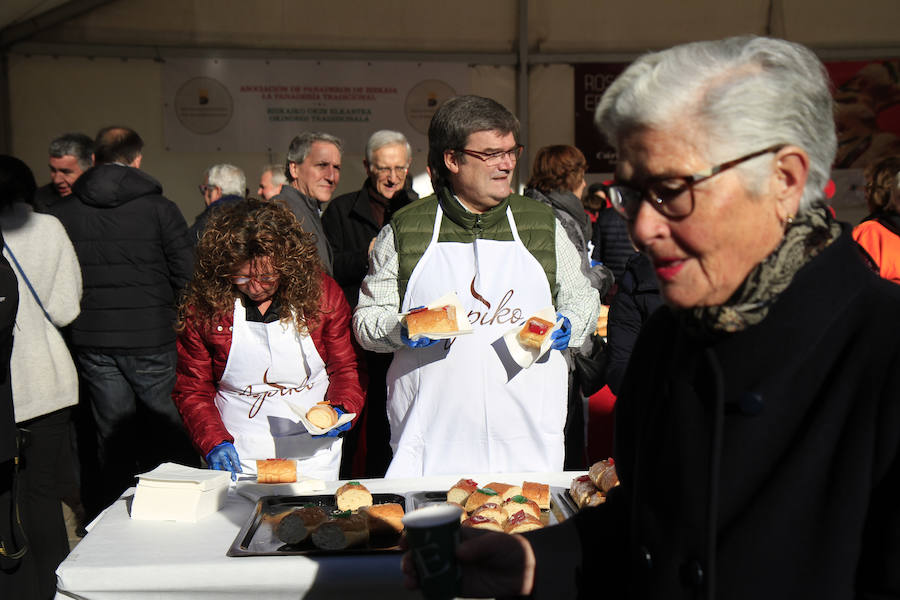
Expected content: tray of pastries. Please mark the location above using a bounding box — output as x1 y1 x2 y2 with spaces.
227 481 407 556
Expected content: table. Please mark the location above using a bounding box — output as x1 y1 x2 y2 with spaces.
55 471 583 599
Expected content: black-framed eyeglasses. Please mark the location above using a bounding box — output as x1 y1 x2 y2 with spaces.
370 165 409 177
198 184 209 195
457 144 524 167
609 145 785 221
229 273 279 286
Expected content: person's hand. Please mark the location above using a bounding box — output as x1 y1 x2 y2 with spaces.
550 313 572 350
312 406 352 438
401 307 439 348
368 237 377 255
205 441 242 481
590 259 602 268
400 528 536 598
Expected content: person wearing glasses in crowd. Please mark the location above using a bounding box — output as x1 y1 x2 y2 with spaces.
354 95 600 478
403 37 900 600
188 163 246 246
322 130 418 476
172 199 366 480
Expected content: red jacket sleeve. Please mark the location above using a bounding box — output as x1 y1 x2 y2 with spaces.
173 314 234 456
311 274 368 424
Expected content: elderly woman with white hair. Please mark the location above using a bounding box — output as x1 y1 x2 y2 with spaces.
403 36 900 600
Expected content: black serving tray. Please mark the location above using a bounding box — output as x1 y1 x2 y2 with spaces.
227 493 406 557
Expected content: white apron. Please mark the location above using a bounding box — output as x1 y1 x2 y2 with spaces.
215 298 342 479
385 205 567 478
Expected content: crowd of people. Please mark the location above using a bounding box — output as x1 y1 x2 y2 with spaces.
0 33 898 600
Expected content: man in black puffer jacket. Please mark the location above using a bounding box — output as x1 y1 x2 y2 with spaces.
51 126 199 518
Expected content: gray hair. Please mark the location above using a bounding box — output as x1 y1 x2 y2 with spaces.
365 130 411 164
261 164 287 186
595 36 836 213
48 133 93 170
427 95 519 191
206 163 246 197
284 132 343 181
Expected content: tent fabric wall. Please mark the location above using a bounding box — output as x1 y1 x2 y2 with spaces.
4 0 900 220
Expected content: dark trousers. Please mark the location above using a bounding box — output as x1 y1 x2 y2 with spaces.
0 409 74 600
74 350 199 517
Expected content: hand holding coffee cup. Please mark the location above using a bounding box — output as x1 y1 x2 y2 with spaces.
401 504 464 600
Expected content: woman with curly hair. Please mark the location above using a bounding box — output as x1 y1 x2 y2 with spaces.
173 198 365 479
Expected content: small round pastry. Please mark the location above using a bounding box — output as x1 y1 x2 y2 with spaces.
307 403 339 429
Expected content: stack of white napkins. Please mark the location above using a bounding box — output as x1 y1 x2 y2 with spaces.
131 463 231 522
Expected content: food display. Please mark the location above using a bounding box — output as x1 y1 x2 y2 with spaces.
448 479 551 534
518 316 554 349
306 403 339 429
256 458 297 483
406 305 458 337
274 506 328 544
569 458 618 509
310 513 370 550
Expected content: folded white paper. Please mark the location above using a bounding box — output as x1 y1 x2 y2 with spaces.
234 476 327 503
296 411 356 436
131 463 230 522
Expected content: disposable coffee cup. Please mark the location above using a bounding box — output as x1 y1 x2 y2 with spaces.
402 504 464 600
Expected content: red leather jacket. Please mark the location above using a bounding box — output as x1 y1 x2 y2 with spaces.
173 274 367 457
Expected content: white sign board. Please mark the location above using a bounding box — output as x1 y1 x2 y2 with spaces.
162 59 469 153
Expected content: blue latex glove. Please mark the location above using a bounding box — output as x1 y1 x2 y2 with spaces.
205 441 242 481
312 406 352 438
590 259 602 268
550 313 572 351
401 306 440 348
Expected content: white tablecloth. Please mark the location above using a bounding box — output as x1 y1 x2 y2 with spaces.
55 471 583 600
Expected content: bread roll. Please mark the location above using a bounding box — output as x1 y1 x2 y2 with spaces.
311 514 369 550
588 458 619 493
504 510 544 534
306 403 339 429
464 487 502 513
501 495 540 520
275 506 328 544
447 478 479 505
256 458 297 483
471 502 505 524
518 316 554 349
521 481 550 510
335 481 373 511
462 514 503 531
484 482 522 502
406 305 457 337
360 503 405 535
569 475 602 509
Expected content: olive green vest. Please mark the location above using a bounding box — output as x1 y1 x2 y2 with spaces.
392 185 558 306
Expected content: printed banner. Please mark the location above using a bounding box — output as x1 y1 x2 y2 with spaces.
573 62 628 174
162 59 469 153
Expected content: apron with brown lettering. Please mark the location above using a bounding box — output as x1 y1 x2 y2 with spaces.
215 298 342 479
385 205 567 477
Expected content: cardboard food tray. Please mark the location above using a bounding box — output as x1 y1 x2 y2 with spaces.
227 493 406 557
406 486 576 526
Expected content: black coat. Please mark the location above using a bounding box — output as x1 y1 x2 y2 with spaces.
187 194 244 246
0 240 17 463
321 183 415 307
54 164 194 353
592 208 638 281
528 227 900 599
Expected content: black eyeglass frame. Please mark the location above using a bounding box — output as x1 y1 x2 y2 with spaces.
609 144 785 221
455 144 525 166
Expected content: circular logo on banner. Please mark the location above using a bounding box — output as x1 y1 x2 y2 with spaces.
405 80 457 135
174 77 233 135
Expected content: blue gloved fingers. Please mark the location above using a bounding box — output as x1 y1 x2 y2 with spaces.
590 259 602 268
206 441 242 481
400 326 439 348
550 313 572 351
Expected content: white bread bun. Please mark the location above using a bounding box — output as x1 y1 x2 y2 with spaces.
306 403 338 429
406 305 457 337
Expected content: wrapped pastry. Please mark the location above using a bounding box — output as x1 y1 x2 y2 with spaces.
335 481 373 511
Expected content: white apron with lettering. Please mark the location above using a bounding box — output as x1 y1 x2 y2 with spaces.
385 205 567 478
215 298 342 479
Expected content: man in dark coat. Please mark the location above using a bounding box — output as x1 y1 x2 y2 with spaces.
52 126 198 518
32 133 93 213
322 130 417 477
271 131 340 275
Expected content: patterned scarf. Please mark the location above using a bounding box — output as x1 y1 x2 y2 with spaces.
682 203 842 335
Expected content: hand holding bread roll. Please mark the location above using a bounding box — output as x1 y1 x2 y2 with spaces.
306 403 339 430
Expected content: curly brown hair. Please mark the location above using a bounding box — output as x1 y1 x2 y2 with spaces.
176 198 323 334
864 154 900 214
526 145 587 193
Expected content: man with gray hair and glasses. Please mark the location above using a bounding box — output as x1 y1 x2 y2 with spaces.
33 132 94 212
271 132 340 274
354 96 600 478
189 163 246 245
322 129 418 476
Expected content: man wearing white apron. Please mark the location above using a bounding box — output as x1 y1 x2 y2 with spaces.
354 96 601 478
